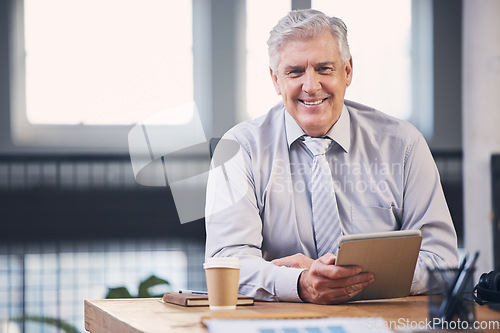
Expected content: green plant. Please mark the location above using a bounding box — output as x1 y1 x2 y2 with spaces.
105 275 170 299
12 315 80 333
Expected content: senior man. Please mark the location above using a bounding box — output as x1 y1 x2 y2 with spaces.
205 9 458 304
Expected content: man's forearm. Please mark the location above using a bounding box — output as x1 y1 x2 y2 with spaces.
208 248 304 301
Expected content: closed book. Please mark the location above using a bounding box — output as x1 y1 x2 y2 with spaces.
160 293 254 307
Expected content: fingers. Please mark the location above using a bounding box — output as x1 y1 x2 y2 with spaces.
272 253 375 304
317 253 337 265
321 272 374 303
318 282 364 304
298 257 375 304
309 272 374 304
316 254 367 280
271 253 314 269
314 260 363 281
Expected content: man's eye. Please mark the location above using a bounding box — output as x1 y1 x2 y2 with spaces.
318 67 333 73
286 70 303 77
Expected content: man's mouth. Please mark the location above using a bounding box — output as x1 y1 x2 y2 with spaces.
299 98 327 106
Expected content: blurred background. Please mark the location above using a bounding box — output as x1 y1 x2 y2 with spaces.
1 0 499 332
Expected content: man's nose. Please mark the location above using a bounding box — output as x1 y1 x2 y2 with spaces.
302 70 321 95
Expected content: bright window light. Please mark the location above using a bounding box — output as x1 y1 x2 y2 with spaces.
24 0 193 125
312 0 412 120
245 0 291 120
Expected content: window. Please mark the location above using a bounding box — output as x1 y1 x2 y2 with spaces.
11 0 193 149
245 0 291 120
9 0 433 150
313 0 412 120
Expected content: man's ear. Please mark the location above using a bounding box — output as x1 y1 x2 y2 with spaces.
269 67 281 95
345 57 353 87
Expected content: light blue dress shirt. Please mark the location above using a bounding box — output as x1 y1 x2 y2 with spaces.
205 100 459 302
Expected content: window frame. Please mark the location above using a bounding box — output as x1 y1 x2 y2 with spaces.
9 0 199 153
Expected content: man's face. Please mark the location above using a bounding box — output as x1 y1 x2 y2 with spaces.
270 31 353 137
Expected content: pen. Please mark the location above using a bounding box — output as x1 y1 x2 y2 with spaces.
438 254 468 316
442 251 479 322
178 289 208 295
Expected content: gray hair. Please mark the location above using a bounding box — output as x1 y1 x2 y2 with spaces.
267 9 351 71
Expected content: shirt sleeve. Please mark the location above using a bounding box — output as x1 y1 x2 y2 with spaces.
205 135 304 302
402 135 459 294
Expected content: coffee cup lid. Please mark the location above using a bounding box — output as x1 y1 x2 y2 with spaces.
203 257 240 269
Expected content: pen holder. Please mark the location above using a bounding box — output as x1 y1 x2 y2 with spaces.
427 267 476 327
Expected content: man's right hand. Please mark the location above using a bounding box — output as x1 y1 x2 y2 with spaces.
298 253 374 304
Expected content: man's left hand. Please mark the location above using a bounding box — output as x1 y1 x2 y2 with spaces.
271 253 314 269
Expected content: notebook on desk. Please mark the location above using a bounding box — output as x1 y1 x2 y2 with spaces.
160 292 254 307
336 230 422 301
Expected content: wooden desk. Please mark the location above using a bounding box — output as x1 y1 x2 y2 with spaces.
85 296 499 332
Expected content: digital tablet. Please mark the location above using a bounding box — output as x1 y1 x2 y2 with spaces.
335 230 422 301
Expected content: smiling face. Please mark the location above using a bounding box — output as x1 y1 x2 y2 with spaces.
270 31 353 137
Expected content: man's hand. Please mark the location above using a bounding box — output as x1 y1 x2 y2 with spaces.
297 253 374 304
271 253 314 269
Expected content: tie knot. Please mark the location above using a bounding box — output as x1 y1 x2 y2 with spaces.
302 136 332 156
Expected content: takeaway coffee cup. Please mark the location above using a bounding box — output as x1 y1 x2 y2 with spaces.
203 257 240 310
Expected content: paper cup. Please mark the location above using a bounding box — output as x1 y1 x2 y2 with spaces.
203 257 240 310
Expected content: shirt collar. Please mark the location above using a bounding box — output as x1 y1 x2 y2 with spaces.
285 108 305 149
284 104 351 153
326 104 350 153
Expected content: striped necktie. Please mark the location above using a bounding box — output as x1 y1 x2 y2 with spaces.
302 136 342 257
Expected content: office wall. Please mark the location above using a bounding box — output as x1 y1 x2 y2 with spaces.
463 0 500 277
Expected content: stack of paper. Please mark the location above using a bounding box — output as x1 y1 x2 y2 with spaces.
205 317 392 333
